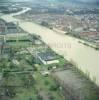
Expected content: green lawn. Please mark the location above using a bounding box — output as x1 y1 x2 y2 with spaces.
8 41 32 48
12 87 38 100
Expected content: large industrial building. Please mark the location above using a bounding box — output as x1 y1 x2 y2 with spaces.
37 51 59 65
0 19 25 35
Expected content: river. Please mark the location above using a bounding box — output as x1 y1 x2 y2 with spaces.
1 8 99 86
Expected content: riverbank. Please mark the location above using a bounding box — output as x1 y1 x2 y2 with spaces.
65 33 99 50
32 21 99 50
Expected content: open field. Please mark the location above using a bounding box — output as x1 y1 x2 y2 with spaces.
53 69 99 100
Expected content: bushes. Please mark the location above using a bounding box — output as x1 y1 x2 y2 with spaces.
49 95 55 100
49 84 59 91
37 94 43 100
44 80 49 85
4 87 16 98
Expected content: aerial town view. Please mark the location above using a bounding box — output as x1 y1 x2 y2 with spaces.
0 0 99 100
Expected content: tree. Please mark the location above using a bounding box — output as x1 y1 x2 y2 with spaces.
29 97 32 100
3 72 9 79
49 84 59 91
24 75 35 88
37 94 43 100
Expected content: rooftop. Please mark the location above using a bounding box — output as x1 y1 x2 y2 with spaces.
38 51 57 61
6 22 17 27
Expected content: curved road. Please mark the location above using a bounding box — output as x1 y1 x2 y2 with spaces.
1 7 99 86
